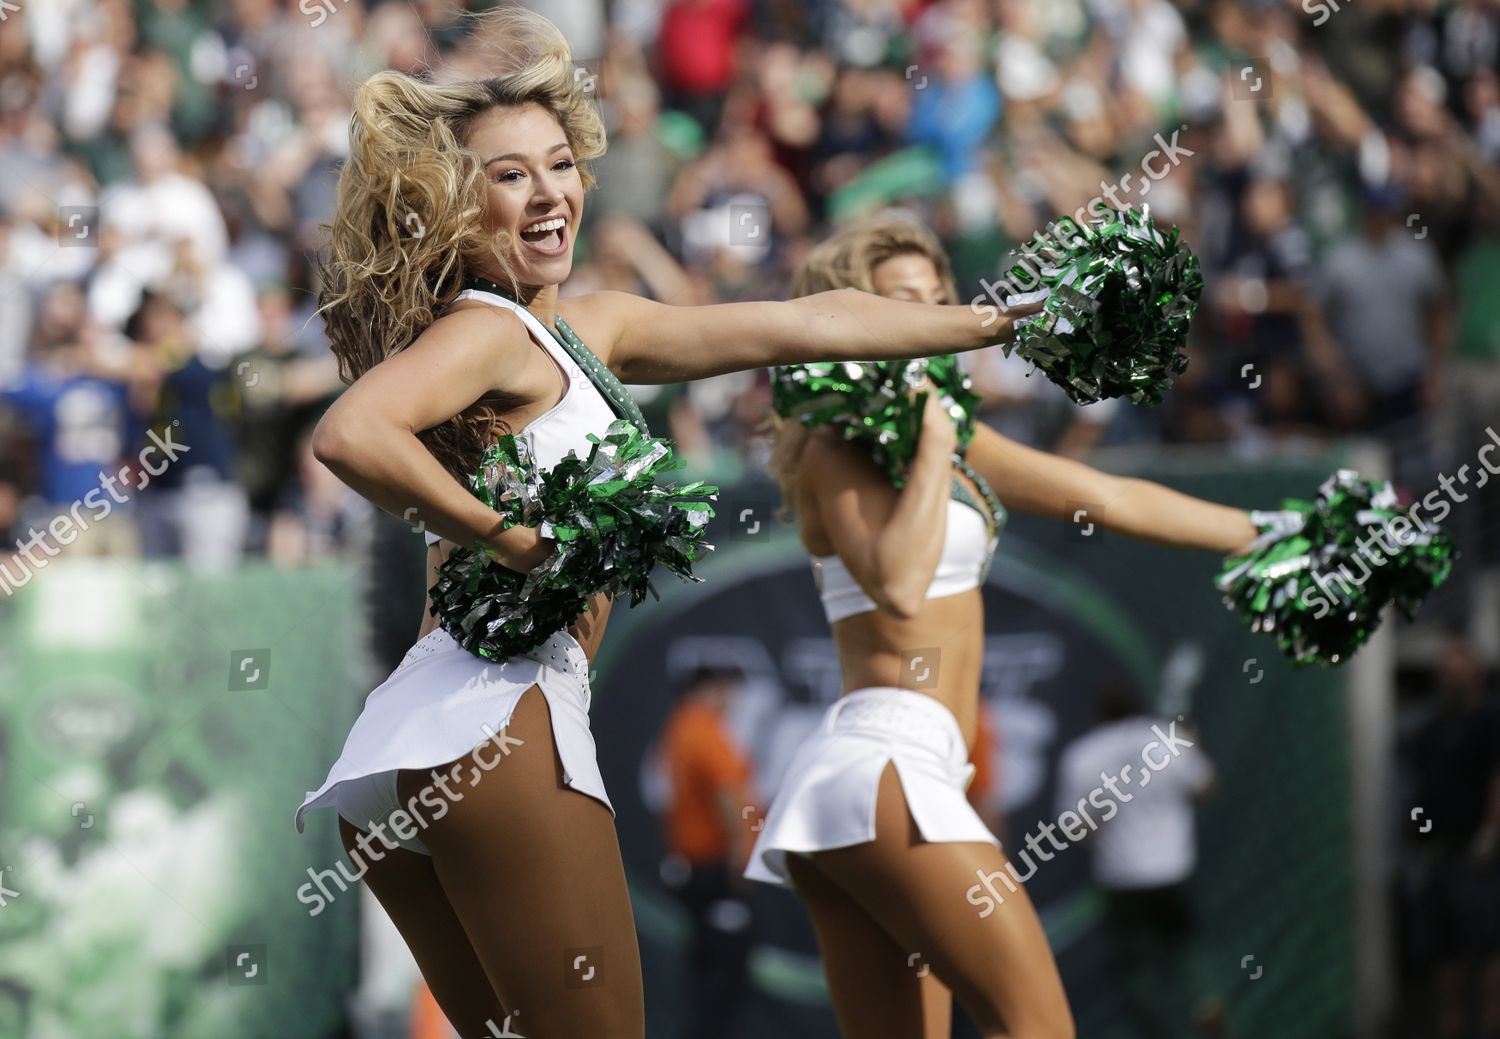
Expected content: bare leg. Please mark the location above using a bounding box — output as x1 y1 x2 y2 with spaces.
399 686 645 1037
787 851 953 1038
337 818 508 1036
806 763 1073 1039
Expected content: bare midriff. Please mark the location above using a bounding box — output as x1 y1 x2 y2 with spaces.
802 454 990 749
827 587 985 749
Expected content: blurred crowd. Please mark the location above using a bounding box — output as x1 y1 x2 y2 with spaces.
0 0 1497 575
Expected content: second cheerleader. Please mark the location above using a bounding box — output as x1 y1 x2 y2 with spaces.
749 216 1261 1039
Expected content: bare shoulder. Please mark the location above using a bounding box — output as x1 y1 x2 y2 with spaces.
797 429 885 553
556 290 661 369
420 300 531 350
403 302 534 387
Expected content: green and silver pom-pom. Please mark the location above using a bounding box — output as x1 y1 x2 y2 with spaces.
1000 206 1202 406
1216 470 1455 666
770 353 978 487
430 420 718 662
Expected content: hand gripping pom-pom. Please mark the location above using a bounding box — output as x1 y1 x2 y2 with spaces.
429 421 718 661
1215 470 1455 666
770 353 978 487
1000 206 1203 406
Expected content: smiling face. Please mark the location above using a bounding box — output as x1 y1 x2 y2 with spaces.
869 251 950 305
465 101 584 289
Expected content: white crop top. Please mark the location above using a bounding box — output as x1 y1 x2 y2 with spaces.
424 288 617 547
811 496 997 623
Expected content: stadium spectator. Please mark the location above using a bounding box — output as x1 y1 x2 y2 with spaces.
1401 634 1500 1039
667 120 810 284
1207 173 1357 444
1056 682 1224 1039
904 0 1001 183
230 281 341 555
269 425 374 562
123 290 249 567
1441 192 1500 570
1314 183 1449 489
656 0 749 137
0 282 135 557
658 664 760 1039
586 73 686 234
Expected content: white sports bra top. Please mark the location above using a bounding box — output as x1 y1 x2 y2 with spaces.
424 288 617 547
811 496 996 623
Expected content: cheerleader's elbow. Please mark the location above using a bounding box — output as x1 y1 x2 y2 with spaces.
311 406 396 482
874 582 923 620
310 410 354 470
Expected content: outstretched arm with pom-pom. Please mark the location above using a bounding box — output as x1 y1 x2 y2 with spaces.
582 287 1043 385
965 424 1258 554
1215 471 1454 666
969 428 1454 665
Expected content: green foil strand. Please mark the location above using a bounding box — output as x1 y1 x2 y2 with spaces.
1215 470 1455 667
770 352 1006 568
770 352 980 488
429 420 718 662
1000 205 1202 406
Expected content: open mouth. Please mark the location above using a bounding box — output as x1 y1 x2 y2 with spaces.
519 217 568 257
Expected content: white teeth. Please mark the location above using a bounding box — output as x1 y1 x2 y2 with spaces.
524 218 565 233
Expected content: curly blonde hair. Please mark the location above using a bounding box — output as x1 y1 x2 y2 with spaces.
318 7 606 483
768 214 958 523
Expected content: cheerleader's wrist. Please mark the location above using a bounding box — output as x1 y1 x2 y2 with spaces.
480 527 528 566
475 522 553 568
1247 508 1305 539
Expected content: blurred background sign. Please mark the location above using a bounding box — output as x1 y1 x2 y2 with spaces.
0 562 362 1039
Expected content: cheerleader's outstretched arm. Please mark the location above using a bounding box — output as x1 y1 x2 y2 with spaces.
966 423 1258 555
584 289 1041 385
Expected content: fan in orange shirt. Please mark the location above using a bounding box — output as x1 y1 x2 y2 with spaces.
658 665 759 1039
966 697 1007 843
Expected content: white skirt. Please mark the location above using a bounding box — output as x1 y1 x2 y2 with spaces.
745 687 999 888
295 626 611 840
